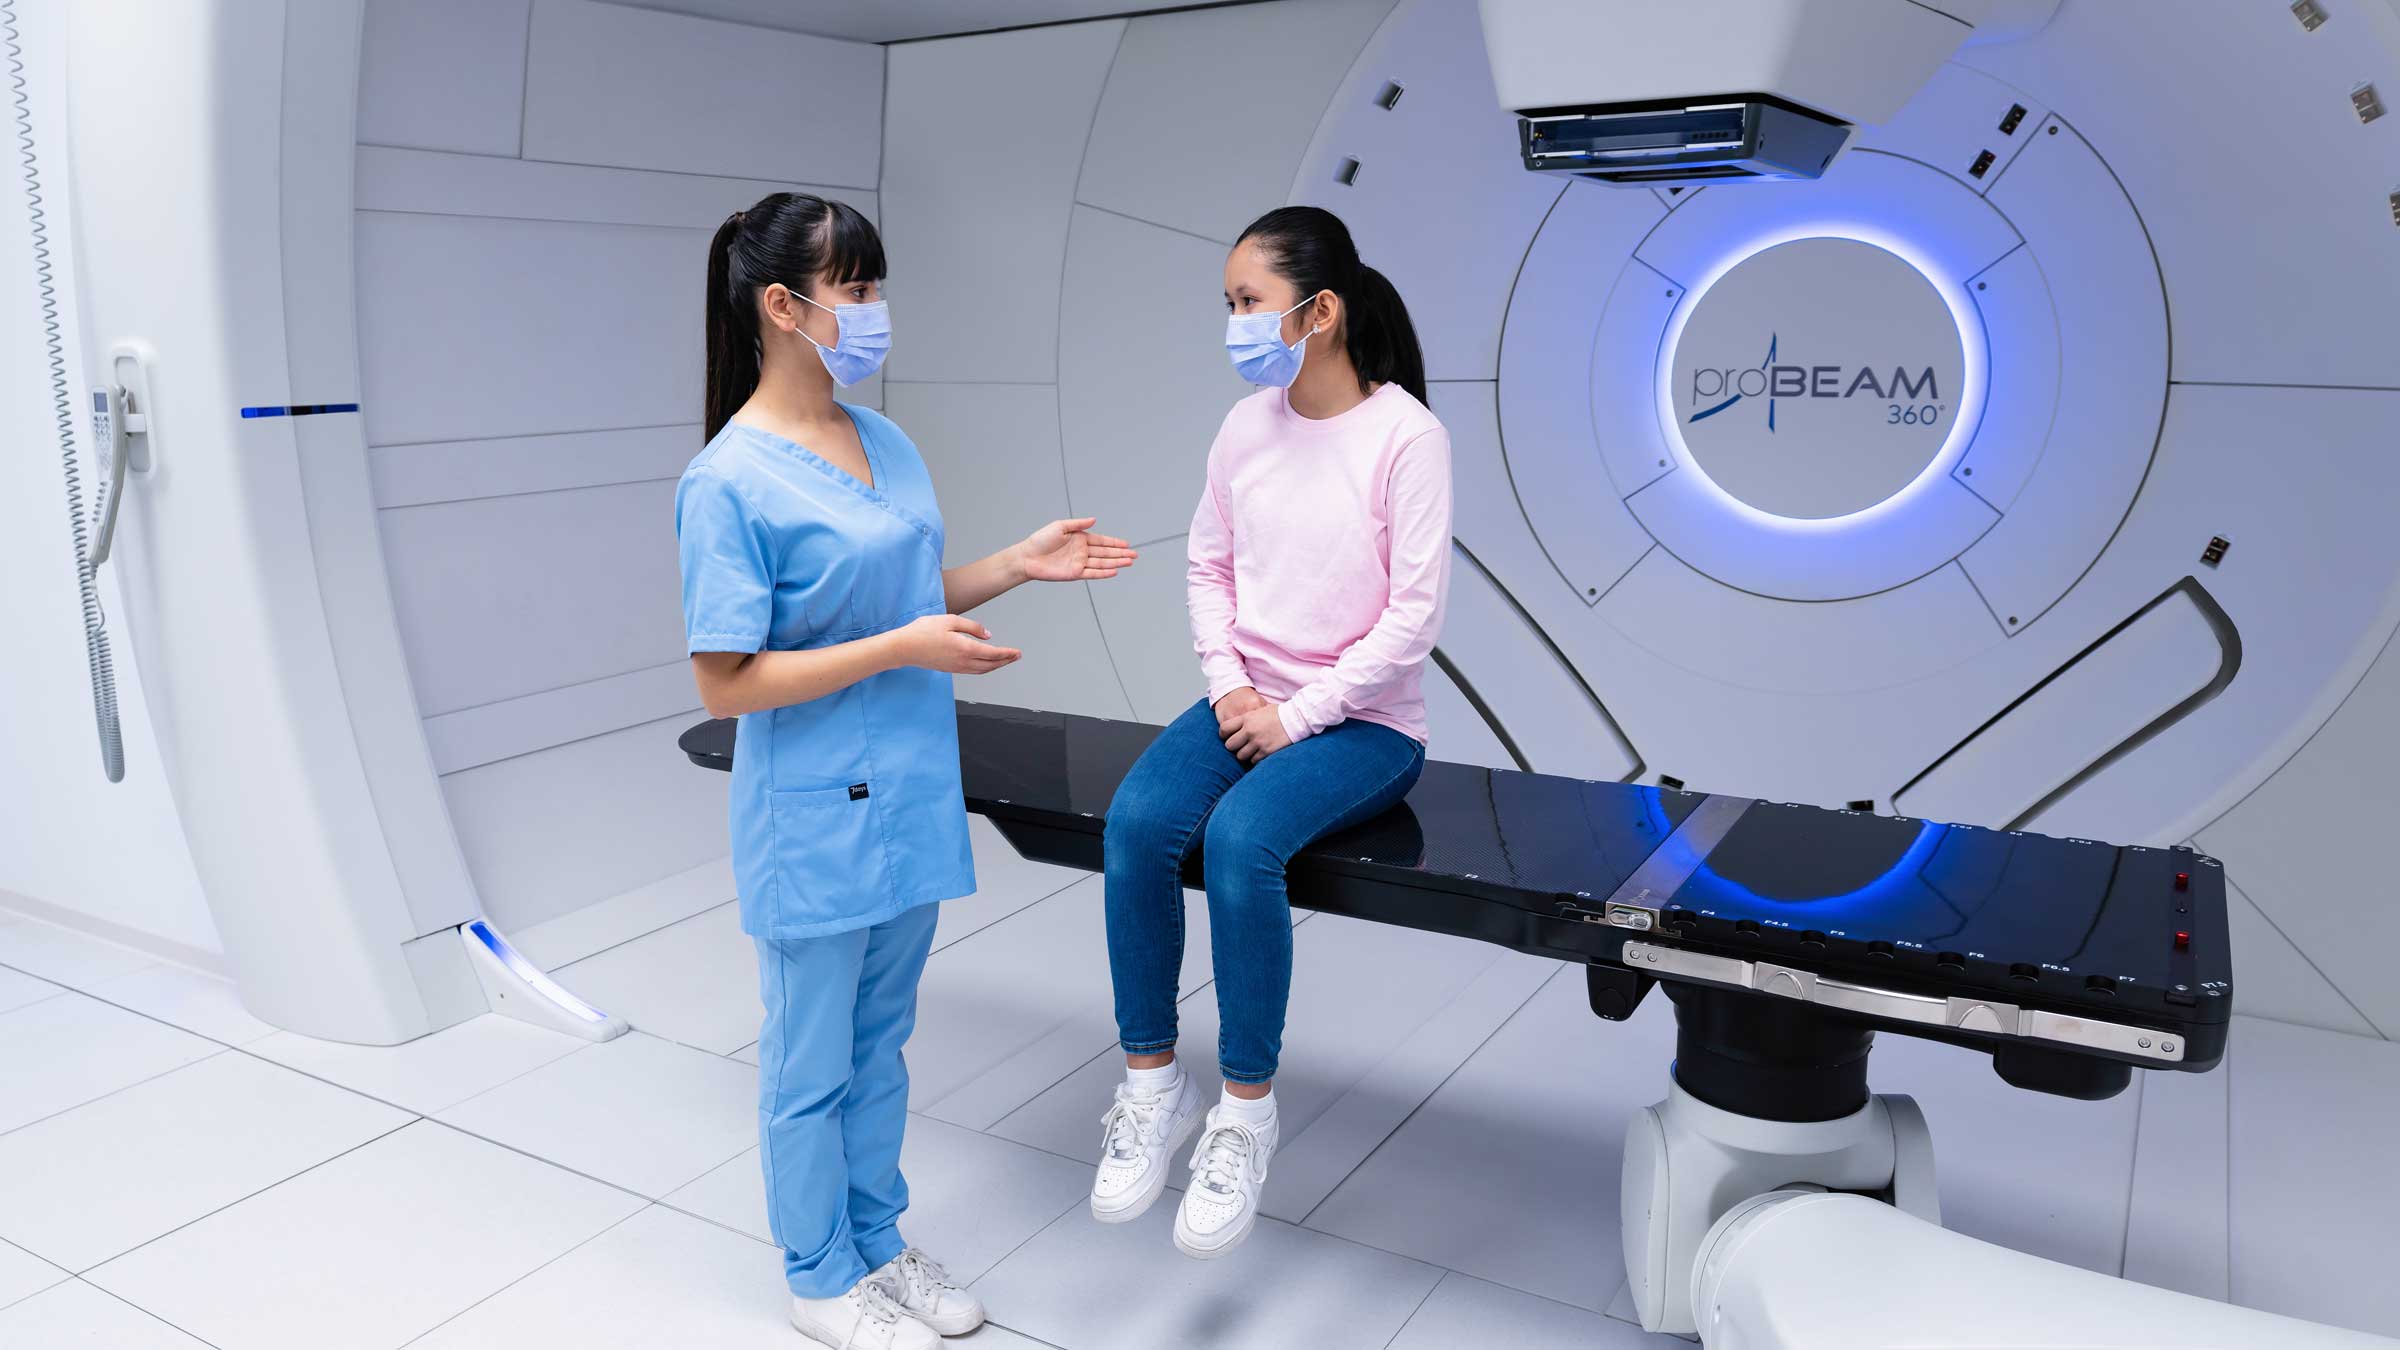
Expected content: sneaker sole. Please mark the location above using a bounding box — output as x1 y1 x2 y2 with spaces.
1089 1106 1204 1224
914 1305 985 1337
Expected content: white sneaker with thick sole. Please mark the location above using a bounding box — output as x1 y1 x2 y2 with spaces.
790 1275 938 1350
1173 1106 1278 1258
1090 1070 1204 1223
873 1247 985 1337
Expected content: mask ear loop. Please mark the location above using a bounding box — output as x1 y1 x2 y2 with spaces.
789 288 838 352
1280 290 1330 345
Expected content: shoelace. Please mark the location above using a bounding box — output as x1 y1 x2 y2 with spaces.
1188 1121 1257 1198
889 1247 954 1304
852 1275 905 1327
1100 1088 1166 1163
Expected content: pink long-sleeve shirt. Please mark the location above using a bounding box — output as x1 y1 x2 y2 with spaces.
1189 383 1453 746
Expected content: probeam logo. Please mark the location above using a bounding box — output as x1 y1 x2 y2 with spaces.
1687 333 1943 432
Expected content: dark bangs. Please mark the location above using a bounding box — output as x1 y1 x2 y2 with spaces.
816 199 887 285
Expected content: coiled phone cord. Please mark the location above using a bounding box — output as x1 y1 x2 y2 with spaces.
5 0 123 782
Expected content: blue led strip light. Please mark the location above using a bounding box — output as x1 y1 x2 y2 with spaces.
240 403 361 419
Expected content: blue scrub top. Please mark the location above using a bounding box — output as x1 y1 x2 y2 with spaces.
675 407 976 939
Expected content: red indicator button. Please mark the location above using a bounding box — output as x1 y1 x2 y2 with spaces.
2174 872 2190 892
2174 930 2191 950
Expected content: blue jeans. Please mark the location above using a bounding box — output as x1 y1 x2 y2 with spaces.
1104 698 1426 1084
754 901 937 1298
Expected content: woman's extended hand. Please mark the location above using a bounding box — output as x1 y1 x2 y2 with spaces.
1222 701 1292 765
1016 518 1137 583
889 614 1022 676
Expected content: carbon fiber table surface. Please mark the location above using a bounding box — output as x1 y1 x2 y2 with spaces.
677 702 2233 1073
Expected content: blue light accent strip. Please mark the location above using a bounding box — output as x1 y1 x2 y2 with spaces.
240 403 361 419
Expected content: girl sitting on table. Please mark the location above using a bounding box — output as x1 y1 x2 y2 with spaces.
1090 205 1453 1257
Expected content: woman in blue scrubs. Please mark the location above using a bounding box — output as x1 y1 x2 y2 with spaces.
677 193 1136 1350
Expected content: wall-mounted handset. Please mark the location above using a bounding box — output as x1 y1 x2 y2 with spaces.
87 344 156 567
8 0 125 780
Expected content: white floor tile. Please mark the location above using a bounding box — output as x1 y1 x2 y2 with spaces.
912 878 1214 1130
0 993 219 1135
2229 1016 2400 1339
0 1051 410 1272
511 853 735 971
1867 1031 2142 1275
0 917 157 989
934 817 1089 954
85 964 277 1046
0 964 60 1015
411 1204 787 1349
666 1114 1090 1286
249 1011 585 1115
1389 1271 1668 1349
86 1121 644 1350
1304 969 1671 1312
0 1240 65 1311
552 902 758 1054
973 1197 1441 1350
0 1279 211 1348
2124 1041 2230 1300
988 921 1545 1223
438 1031 755 1197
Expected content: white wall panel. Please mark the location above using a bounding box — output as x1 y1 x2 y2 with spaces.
2199 628 2400 1039
1957 119 2166 634
1494 184 1666 606
1959 4 2400 388
1076 0 1397 243
1892 588 2229 828
1599 553 2005 699
955 583 1135 722
372 425 698 509
357 0 530 156
889 382 1072 566
880 21 1124 384
1419 660 1518 772
1056 206 1253 546
423 660 698 774
1439 547 1636 782
441 713 728 935
1086 532 1207 724
521 0 881 187
358 213 702 446
379 480 684 717
2031 387 2400 850
2220 879 2380 1039
356 145 872 231
1288 0 1563 381
1433 382 1606 625
1949 244 2057 513
887 381 1133 721
1854 61 2049 195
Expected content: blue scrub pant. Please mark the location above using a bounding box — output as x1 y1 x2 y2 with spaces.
754 901 938 1299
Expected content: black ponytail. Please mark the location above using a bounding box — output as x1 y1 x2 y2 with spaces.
1234 205 1426 405
704 192 886 441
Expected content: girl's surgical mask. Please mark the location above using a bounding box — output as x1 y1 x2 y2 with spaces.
796 290 891 386
1224 292 1326 388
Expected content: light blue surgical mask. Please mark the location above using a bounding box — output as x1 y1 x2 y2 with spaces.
1225 292 1326 387
797 292 891 386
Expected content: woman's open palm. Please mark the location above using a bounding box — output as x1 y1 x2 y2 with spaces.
1019 518 1137 582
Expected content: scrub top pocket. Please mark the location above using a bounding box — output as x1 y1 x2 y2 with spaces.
768 784 891 933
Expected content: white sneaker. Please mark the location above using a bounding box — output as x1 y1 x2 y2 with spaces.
790 1274 938 1350
1173 1105 1277 1258
873 1247 984 1337
1090 1070 1204 1223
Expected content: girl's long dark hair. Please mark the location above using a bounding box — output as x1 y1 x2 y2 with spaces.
704 192 886 440
1235 205 1426 405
